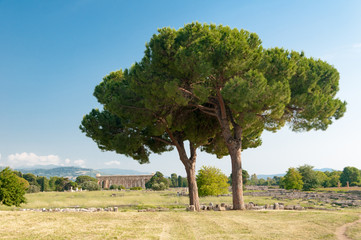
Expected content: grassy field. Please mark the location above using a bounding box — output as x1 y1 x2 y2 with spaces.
0 210 360 239
0 189 339 211
316 187 361 192
346 221 361 240
0 190 360 239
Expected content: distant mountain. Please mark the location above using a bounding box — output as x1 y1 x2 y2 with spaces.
314 168 337 172
97 168 151 175
257 173 285 180
256 168 337 180
15 164 61 170
13 166 151 180
16 166 101 180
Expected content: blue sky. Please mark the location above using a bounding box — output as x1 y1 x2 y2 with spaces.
1 0 360 176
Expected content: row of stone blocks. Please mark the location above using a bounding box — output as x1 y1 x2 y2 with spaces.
20 207 119 212
187 202 306 211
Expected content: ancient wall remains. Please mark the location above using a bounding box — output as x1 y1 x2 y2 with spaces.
96 174 154 189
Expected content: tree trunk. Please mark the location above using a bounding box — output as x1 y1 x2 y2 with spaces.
229 145 245 210
185 161 200 211
214 97 245 210
166 130 200 211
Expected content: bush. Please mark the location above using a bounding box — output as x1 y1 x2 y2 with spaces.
283 168 303 190
196 166 229 197
63 181 78 191
109 184 119 190
118 185 125 190
0 167 27 206
76 175 98 184
150 183 167 191
27 184 40 193
80 181 100 191
129 186 142 190
145 171 169 190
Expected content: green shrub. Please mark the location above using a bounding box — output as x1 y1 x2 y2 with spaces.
283 168 303 190
129 187 142 190
196 166 229 197
118 185 125 190
80 181 100 191
63 181 78 191
151 182 167 191
145 171 169 190
109 184 119 190
75 175 98 184
0 168 27 206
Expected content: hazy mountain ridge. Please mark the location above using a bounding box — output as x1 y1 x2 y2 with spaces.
13 166 151 180
256 168 337 179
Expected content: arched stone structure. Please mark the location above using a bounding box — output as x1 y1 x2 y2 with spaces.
96 174 154 189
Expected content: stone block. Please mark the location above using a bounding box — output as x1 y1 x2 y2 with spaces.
214 206 226 211
187 205 196 211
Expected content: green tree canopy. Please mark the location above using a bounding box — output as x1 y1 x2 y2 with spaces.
122 23 346 209
81 22 346 210
80 181 101 191
323 171 342 187
75 175 98 184
23 173 38 186
340 167 361 186
36 176 49 192
282 168 303 190
196 166 229 197
0 168 27 207
169 173 178 187
297 165 320 190
145 171 169 190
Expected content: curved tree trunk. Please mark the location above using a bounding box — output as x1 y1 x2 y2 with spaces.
166 129 200 211
229 145 245 210
185 159 200 211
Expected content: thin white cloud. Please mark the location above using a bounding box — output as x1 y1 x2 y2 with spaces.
5 152 87 168
105 160 121 166
74 159 86 167
8 152 61 167
353 43 361 48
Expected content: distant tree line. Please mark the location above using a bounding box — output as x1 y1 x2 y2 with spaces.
244 165 360 191
279 165 361 190
11 170 100 193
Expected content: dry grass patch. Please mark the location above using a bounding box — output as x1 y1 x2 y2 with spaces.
0 210 359 240
346 219 361 240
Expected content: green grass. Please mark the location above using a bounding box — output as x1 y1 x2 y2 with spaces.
316 187 361 192
0 189 348 211
1 189 360 239
0 210 359 239
346 221 361 240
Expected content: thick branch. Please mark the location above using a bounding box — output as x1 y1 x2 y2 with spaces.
199 108 218 117
165 127 188 165
151 136 174 146
216 88 227 120
178 87 200 100
189 141 197 163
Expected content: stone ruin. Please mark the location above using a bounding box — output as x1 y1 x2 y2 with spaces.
96 174 154 189
244 189 361 208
